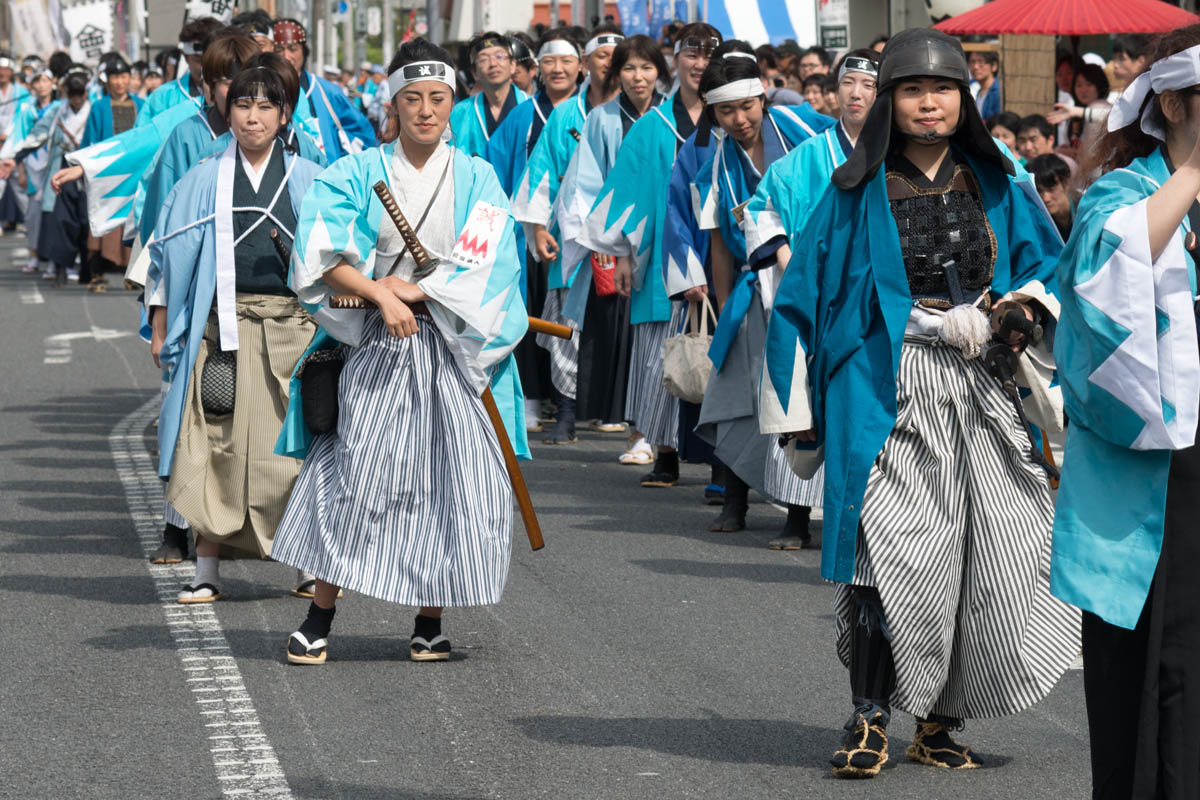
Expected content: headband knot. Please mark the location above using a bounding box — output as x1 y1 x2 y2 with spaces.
1109 44 1200 142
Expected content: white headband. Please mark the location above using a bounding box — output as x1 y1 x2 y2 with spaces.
1109 44 1200 142
180 41 201 56
386 60 456 96
0 58 12 69
538 39 580 60
585 34 623 56
837 57 878 82
704 78 764 105
723 52 757 62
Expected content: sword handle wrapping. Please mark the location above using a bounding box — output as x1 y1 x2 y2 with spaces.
372 181 431 269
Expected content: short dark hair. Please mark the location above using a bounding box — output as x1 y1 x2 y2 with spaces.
755 45 779 71
232 10 273 39
1074 63 1110 100
986 111 1021 134
1027 153 1071 192
674 22 721 49
64 72 89 98
970 49 1000 66
801 73 824 90
602 33 668 96
1016 113 1054 139
47 51 73 79
202 31 260 89
590 21 624 37
802 45 832 67
1112 34 1153 61
179 16 224 48
468 30 511 59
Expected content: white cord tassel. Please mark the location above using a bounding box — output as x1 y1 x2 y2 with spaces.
937 303 991 359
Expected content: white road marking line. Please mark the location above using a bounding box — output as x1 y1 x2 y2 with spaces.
20 283 43 304
42 326 134 366
110 397 293 800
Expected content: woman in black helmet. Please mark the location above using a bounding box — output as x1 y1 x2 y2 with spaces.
763 28 1079 778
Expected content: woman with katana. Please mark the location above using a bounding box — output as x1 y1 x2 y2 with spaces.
674 48 833 535
764 28 1079 777
1053 24 1200 799
270 38 528 666
148 61 323 605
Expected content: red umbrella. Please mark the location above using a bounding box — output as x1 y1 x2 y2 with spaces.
933 0 1199 35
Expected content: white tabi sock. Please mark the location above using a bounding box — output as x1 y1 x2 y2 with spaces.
194 556 220 588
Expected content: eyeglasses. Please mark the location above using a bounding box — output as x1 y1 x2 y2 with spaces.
475 53 511 67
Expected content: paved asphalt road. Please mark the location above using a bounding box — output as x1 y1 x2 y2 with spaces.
0 233 1091 799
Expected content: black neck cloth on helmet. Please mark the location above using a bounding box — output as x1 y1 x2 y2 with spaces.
831 28 1012 190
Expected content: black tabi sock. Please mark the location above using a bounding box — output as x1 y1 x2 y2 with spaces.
723 471 750 511
299 601 336 641
848 587 896 721
413 614 442 641
163 523 188 549
710 462 725 486
654 450 679 477
785 505 812 538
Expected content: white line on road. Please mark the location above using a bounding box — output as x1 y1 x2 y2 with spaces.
19 283 43 304
110 398 294 800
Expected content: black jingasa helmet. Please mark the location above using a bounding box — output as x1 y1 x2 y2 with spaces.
831 27 1012 190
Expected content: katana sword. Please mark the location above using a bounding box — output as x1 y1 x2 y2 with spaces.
328 180 556 551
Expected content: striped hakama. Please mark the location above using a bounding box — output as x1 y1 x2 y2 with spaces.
167 294 315 556
834 338 1079 719
697 285 824 504
627 302 686 448
270 312 513 607
537 287 579 399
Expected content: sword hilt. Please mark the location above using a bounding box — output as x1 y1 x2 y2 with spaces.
372 181 432 270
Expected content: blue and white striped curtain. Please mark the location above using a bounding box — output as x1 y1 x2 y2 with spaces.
704 0 817 46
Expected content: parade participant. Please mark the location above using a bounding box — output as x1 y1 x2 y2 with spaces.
511 25 623 444
762 28 1077 778
675 50 833 535
142 65 163 97
0 51 30 232
268 38 528 665
509 34 538 96
1026 153 1073 238
232 10 276 53
147 59 323 604
744 49 879 276
273 18 377 160
487 29 584 431
136 17 224 126
0 65 57 274
129 61 146 96
79 54 143 291
553 34 668 447
1052 25 1200 799
3 67 90 286
581 23 721 485
449 32 528 158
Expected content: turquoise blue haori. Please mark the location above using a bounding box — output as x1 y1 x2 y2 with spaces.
662 127 718 298
148 144 323 480
1051 147 1200 630
135 72 202 127
275 143 530 461
449 85 529 159
81 93 146 147
763 146 1065 583
298 71 378 160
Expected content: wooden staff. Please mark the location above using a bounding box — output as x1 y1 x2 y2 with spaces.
357 180 556 551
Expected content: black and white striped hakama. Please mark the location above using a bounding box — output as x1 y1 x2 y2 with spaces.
626 302 686 448
833 339 1080 719
537 287 579 399
270 312 513 607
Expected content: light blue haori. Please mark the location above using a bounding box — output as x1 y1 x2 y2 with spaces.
1051 146 1200 630
449 85 529 159
764 146 1064 583
578 98 683 325
554 91 655 305
135 72 202 128
148 143 323 479
65 99 200 238
744 123 851 271
138 110 225 244
511 90 591 292
662 130 717 299
275 142 530 461
0 99 58 197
